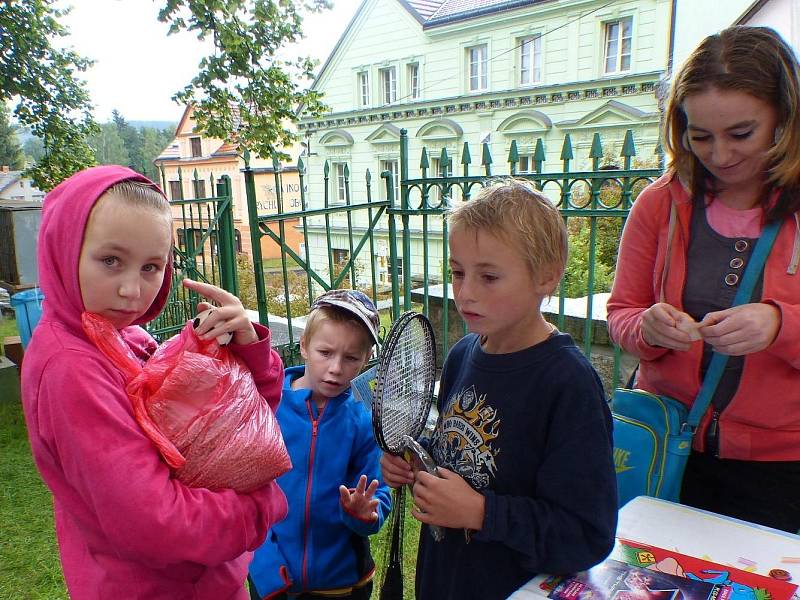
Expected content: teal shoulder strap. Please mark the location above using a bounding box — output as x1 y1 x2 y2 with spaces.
687 219 782 428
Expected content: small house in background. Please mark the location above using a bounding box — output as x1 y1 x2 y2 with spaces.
153 105 305 264
0 167 45 204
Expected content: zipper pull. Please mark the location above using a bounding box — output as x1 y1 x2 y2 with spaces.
707 410 720 457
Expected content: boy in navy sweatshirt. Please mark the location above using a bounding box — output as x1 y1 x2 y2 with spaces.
381 180 618 600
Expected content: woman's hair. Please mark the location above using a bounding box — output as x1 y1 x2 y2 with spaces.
104 180 171 213
447 179 567 291
663 26 800 220
303 305 373 356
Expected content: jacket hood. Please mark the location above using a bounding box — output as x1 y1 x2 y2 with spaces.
38 165 173 335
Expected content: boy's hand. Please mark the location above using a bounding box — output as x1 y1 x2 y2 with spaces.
339 475 380 522
410 467 484 531
380 452 414 488
182 278 258 345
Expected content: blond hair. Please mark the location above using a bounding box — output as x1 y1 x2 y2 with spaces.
663 26 800 220
303 305 374 356
447 179 567 290
105 180 171 214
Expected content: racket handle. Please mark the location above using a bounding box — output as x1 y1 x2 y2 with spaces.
401 436 444 542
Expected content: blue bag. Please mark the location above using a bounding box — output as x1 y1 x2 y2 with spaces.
611 217 780 508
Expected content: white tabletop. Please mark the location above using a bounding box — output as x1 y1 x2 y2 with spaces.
509 496 800 599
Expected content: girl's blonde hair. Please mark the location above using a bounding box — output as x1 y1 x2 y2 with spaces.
663 26 800 220
105 180 171 213
447 179 567 291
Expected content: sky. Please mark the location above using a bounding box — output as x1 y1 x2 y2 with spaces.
59 0 363 123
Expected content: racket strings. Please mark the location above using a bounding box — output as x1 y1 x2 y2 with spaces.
380 320 435 452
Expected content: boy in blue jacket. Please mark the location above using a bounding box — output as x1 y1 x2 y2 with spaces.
381 180 617 600
249 289 391 600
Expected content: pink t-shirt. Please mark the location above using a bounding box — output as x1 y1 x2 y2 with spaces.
706 198 763 238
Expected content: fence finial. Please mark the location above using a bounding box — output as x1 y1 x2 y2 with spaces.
621 129 636 158
560 134 574 161
590 133 604 160
461 141 471 165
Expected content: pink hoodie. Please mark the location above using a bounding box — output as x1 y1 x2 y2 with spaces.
21 165 287 599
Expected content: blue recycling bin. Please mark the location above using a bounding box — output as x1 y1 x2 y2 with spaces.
10 288 44 349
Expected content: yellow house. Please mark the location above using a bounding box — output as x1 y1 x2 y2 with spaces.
154 105 305 263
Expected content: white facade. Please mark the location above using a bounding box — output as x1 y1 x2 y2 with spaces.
298 0 673 288
737 0 800 49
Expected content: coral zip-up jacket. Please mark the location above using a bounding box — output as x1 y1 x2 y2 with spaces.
607 173 800 461
21 165 287 599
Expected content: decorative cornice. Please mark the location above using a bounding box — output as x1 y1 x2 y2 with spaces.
300 72 662 134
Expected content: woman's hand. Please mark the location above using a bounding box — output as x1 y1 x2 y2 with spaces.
699 302 781 355
339 475 380 522
182 278 258 345
641 303 699 351
380 453 413 488
410 468 484 530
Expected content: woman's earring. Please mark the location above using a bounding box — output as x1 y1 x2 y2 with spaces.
775 127 784 144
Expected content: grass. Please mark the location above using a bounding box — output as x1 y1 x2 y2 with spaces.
0 314 20 356
0 370 421 600
0 396 68 599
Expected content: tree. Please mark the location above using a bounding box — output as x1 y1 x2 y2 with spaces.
0 1 97 190
88 123 130 166
158 0 330 161
23 135 45 165
112 109 144 171
0 104 24 170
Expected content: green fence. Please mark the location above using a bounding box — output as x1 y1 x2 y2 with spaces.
155 129 662 389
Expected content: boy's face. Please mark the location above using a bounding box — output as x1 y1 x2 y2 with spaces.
299 319 370 402
78 194 172 329
448 226 555 353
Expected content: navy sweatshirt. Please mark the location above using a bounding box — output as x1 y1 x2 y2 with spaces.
416 332 617 600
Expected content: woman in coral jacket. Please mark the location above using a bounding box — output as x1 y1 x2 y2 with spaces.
607 26 800 533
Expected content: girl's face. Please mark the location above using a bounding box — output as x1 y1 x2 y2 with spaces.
78 194 172 329
683 87 779 196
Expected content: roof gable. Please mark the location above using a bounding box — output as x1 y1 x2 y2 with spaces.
556 100 658 130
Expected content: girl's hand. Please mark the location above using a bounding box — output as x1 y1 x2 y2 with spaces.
339 475 380 522
699 303 781 355
641 303 698 351
410 467 484 531
182 278 258 345
380 452 413 488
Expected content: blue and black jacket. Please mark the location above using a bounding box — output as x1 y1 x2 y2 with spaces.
249 366 391 598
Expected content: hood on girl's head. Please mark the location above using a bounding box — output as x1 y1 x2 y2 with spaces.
37 165 174 336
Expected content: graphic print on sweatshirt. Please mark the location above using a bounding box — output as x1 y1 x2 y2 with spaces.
431 385 500 489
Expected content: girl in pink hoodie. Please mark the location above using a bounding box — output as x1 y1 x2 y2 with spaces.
21 165 288 599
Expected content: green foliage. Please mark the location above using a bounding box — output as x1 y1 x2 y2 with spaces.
88 123 130 166
0 104 24 170
562 219 615 298
265 267 311 318
23 135 45 165
236 252 259 310
158 0 330 161
0 0 97 190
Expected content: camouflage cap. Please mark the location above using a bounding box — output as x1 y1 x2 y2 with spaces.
310 289 381 347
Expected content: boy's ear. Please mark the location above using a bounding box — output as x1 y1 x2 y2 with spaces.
535 266 563 296
299 336 309 360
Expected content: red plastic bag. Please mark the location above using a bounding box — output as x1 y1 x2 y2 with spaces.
82 312 291 493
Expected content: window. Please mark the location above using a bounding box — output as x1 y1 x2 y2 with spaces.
168 180 182 200
192 179 206 199
235 229 242 253
332 249 352 286
380 67 397 104
190 137 202 157
518 155 535 173
467 44 488 92
357 71 370 107
407 63 420 100
390 256 403 278
331 162 348 204
519 35 542 85
604 18 632 74
380 160 399 200
177 228 217 252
